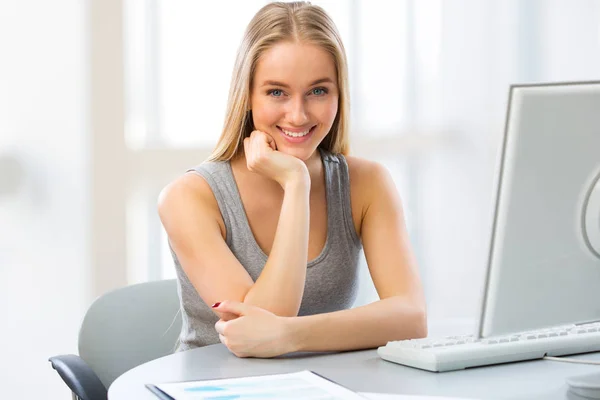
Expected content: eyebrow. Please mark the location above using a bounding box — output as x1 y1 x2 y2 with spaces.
261 77 335 88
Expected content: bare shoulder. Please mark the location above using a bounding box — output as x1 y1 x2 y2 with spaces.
344 155 396 234
158 172 215 214
157 171 224 238
344 155 394 196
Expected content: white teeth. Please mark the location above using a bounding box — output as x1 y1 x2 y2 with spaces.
281 127 311 137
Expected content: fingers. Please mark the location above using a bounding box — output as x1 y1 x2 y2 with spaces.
216 321 230 351
213 300 249 317
215 319 226 335
212 301 245 331
264 132 277 150
252 131 263 161
252 131 269 161
250 130 274 147
244 130 276 169
217 311 239 321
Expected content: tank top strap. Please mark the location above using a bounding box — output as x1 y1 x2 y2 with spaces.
319 147 362 250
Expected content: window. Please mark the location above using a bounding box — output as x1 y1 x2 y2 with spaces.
123 0 600 316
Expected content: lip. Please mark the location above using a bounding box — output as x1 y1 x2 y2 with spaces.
278 125 314 133
277 125 316 144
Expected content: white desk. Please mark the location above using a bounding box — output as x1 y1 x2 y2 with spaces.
108 344 599 399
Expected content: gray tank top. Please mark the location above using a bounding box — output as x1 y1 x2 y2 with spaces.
171 148 363 351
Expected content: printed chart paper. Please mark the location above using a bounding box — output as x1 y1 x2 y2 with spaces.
149 370 366 399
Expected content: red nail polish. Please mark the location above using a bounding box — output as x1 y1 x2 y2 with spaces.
212 302 221 308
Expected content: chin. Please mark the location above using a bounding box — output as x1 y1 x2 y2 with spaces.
278 146 316 161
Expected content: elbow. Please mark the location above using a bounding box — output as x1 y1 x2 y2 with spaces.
392 298 428 340
411 307 428 339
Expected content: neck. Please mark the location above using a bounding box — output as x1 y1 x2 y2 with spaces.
303 148 324 181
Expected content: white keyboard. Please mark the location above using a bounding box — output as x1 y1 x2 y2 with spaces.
378 322 600 372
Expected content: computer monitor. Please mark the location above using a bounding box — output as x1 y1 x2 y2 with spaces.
479 81 600 338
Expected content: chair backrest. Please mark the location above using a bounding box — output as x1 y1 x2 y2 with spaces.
78 279 182 388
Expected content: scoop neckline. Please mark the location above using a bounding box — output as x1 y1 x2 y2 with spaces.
225 148 332 268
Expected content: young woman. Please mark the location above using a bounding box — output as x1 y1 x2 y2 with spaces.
158 1 426 358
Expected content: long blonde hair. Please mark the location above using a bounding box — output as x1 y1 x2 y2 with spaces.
207 1 350 161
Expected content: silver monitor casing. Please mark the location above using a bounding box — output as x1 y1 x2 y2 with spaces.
479 81 600 338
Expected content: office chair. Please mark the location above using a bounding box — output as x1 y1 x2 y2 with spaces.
49 279 182 400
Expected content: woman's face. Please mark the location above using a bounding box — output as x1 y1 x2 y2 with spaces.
250 41 339 161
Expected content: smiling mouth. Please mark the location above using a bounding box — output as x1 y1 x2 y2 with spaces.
277 126 315 138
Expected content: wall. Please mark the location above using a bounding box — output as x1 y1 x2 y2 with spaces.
0 1 89 398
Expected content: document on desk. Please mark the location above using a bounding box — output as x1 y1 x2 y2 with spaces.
146 370 367 399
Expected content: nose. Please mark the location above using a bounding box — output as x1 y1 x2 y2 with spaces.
287 96 309 126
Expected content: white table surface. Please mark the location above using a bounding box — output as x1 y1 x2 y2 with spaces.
108 343 600 400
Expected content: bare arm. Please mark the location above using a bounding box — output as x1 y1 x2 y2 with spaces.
243 177 310 315
158 175 256 308
286 296 425 352
159 174 310 317
159 132 312 318
214 159 427 356
286 160 426 350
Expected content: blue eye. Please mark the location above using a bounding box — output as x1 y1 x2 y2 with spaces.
269 89 283 97
311 87 328 96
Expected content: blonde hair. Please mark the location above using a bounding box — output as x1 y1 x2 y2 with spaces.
207 1 350 162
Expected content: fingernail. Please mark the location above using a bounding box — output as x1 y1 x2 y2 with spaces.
211 302 221 308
